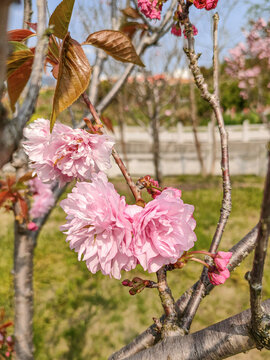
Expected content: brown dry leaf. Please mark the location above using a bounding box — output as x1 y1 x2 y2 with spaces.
49 0 75 39
120 22 147 40
83 30 144 67
50 33 91 131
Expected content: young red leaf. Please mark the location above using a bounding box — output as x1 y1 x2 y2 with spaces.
7 43 34 78
121 7 141 19
101 115 114 133
50 33 91 131
26 22 37 32
49 0 75 39
8 29 35 42
18 196 28 221
0 191 11 207
7 47 34 112
83 30 145 67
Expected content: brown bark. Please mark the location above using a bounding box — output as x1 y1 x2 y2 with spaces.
125 299 270 360
14 223 35 360
23 0 33 29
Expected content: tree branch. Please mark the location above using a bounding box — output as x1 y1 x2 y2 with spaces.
81 92 142 203
23 0 33 29
156 267 182 337
247 149 270 349
0 0 49 169
180 10 231 333
109 225 259 360
124 299 270 360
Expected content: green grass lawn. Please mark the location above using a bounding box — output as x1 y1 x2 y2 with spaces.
1 175 270 359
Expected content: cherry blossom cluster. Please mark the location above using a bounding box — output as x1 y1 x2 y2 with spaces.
60 172 197 279
225 18 270 99
137 0 164 20
193 0 218 11
23 119 232 287
23 119 114 186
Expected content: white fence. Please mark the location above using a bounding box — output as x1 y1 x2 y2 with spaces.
108 121 270 177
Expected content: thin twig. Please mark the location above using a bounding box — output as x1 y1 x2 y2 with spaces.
247 148 270 349
81 92 142 203
180 10 231 333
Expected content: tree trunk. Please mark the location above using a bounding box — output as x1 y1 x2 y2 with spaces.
14 223 35 360
189 80 206 176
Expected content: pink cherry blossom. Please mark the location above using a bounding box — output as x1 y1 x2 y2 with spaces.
208 267 230 285
23 119 114 186
29 177 54 219
60 172 139 280
225 19 270 100
137 0 162 20
132 187 196 273
213 251 232 271
193 0 218 10
171 24 182 37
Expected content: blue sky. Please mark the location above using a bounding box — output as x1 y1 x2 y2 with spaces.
8 0 264 72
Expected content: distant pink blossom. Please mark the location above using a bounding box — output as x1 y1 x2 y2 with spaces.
27 222 39 231
213 251 232 272
60 172 140 280
23 119 114 186
193 0 218 10
171 24 182 37
132 187 196 273
29 177 54 219
137 0 162 20
208 267 230 285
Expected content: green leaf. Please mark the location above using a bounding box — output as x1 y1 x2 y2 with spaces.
83 30 145 67
49 0 75 39
9 41 30 52
50 33 91 131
